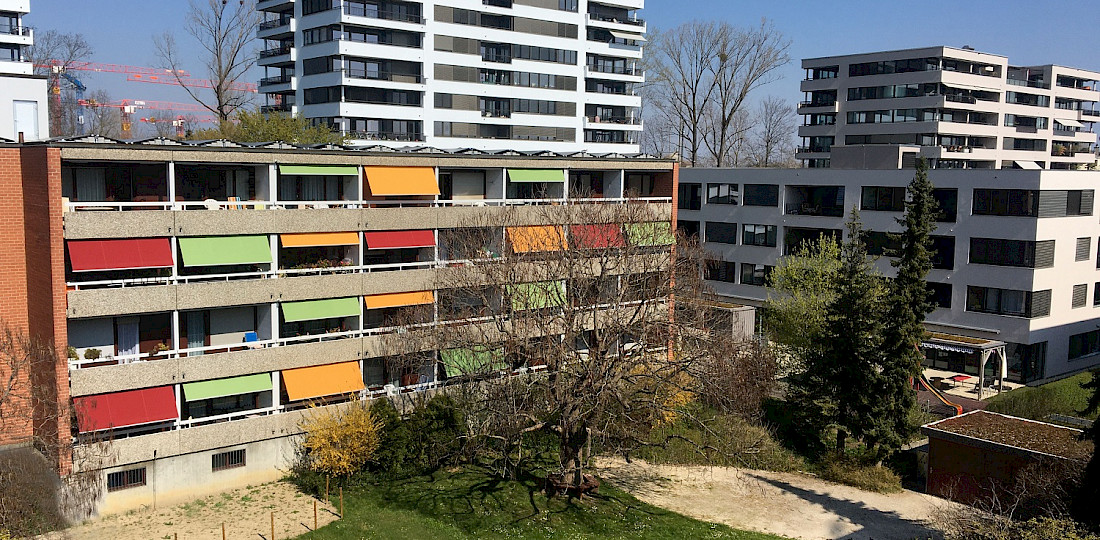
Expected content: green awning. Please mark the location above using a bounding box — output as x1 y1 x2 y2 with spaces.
182 373 272 401
507 281 566 311
279 164 360 176
507 169 566 183
441 347 507 377
281 297 360 323
625 222 675 246
178 236 272 267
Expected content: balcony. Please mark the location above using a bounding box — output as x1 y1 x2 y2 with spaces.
258 44 294 66
785 185 845 217
797 100 838 113
344 69 423 84
258 74 295 93
257 0 294 11
261 103 293 113
587 12 645 26
260 44 292 58
584 115 642 129
257 17 294 39
341 3 424 24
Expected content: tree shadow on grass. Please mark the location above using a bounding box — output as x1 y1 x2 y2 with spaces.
746 473 944 540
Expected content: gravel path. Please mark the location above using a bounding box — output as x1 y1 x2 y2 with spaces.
598 458 956 540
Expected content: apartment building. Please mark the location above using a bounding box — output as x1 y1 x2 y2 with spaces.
0 135 674 513
679 167 1100 385
798 46 1100 170
256 0 645 152
0 0 48 141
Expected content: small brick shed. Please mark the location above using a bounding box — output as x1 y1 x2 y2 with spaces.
921 410 1093 505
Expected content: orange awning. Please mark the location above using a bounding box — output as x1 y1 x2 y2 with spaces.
281 361 365 402
364 166 440 196
280 232 360 247
364 290 434 309
507 226 567 253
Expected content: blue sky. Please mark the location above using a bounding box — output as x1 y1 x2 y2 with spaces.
26 0 1100 110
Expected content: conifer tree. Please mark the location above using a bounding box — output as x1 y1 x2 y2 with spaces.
876 158 938 453
1072 370 1100 527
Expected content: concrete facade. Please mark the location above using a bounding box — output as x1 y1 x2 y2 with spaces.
257 0 645 152
798 46 1099 171
680 166 1100 383
0 0 48 141
1 136 676 514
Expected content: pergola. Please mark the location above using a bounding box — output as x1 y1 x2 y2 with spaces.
921 332 1007 400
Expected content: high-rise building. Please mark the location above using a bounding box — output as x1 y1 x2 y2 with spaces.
257 0 646 152
0 135 675 513
797 46 1100 170
0 0 48 141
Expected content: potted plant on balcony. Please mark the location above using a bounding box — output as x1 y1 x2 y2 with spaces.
83 348 101 361
67 346 78 361
152 342 171 357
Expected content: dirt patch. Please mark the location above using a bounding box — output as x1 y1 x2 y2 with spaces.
39 481 338 540
598 457 959 540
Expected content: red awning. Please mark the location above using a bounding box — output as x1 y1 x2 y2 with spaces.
363 230 435 250
570 224 626 249
74 386 178 433
68 238 174 272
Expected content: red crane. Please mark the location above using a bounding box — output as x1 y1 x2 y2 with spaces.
127 73 258 93
80 99 220 139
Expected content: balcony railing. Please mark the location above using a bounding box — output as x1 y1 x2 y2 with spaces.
346 130 423 141
259 19 290 30
260 103 292 112
341 4 425 24
344 69 422 83
259 44 292 58
1006 78 1050 89
587 64 640 76
587 115 641 125
0 25 31 36
798 100 836 108
587 13 645 26
259 74 293 85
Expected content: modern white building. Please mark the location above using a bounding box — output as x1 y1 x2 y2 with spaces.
679 166 1100 385
798 46 1100 171
0 0 48 141
256 0 645 152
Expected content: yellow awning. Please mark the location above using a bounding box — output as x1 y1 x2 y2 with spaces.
364 166 440 196
364 291 434 309
507 226 567 253
280 232 360 247
281 361 365 402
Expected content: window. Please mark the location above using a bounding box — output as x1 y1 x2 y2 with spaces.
212 449 246 471
678 183 701 210
1077 237 1092 262
106 468 147 492
1073 284 1088 308
740 264 773 286
1067 190 1094 216
1069 329 1100 360
742 184 779 207
1094 282 1100 306
969 238 1054 268
972 189 1038 217
931 235 955 270
677 220 700 239
864 231 901 256
966 286 1050 318
861 186 906 211
929 282 951 308
705 260 737 283
742 224 777 247
932 188 958 222
704 222 738 245
705 183 738 205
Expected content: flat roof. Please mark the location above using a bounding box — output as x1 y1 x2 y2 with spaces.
922 410 1092 461
803 45 1007 65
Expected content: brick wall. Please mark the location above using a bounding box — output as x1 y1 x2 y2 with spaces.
0 146 70 473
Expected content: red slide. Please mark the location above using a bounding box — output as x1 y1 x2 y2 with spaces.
916 374 963 416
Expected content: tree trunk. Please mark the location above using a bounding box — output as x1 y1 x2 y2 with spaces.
835 429 847 452
561 424 589 488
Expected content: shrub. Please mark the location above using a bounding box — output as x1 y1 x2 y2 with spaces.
300 398 382 478
371 395 465 477
82 348 100 360
816 452 902 493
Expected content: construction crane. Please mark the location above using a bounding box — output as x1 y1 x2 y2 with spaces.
38 60 190 136
127 73 258 93
80 99 220 139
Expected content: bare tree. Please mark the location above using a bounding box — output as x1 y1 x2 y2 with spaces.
646 20 790 166
747 95 796 167
26 31 94 137
82 90 122 139
391 201 770 491
154 0 258 126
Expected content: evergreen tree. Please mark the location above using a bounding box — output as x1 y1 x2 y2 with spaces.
1072 370 1100 528
876 158 938 454
788 210 887 452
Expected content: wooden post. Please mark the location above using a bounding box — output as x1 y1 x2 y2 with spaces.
222 523 226 540
340 487 344 517
325 476 330 500
314 500 318 530
271 511 275 540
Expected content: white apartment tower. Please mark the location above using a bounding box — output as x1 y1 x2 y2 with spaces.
0 0 48 141
256 0 645 152
798 46 1100 170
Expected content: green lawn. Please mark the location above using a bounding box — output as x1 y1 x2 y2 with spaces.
294 467 789 540
985 371 1098 422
